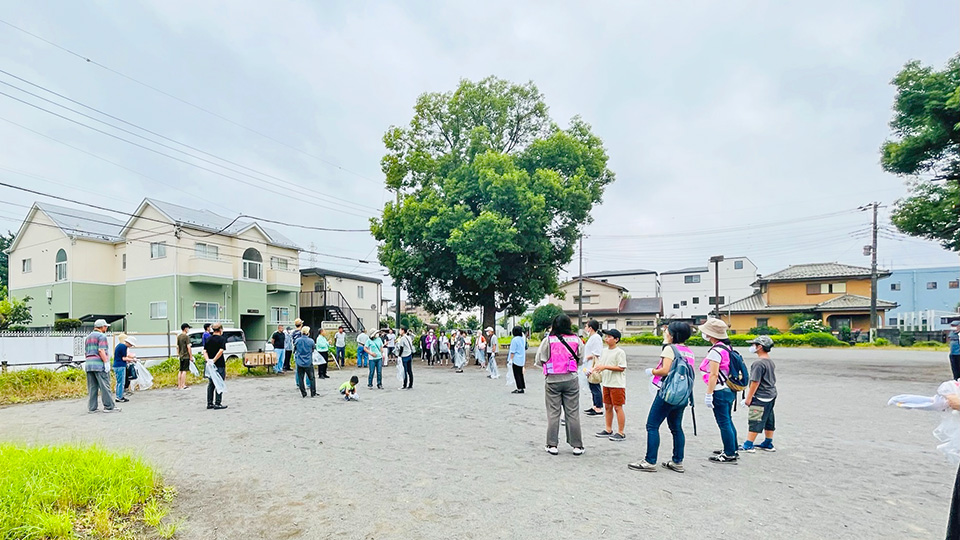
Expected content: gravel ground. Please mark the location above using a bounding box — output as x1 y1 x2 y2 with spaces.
0 345 957 539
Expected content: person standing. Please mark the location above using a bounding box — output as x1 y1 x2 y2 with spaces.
398 326 415 389
365 329 385 389
283 326 294 371
271 324 286 374
203 323 228 410
742 335 778 453
592 329 627 442
294 326 317 397
356 329 369 369
202 323 212 347
335 326 347 367
583 320 604 417
425 329 436 366
508 326 527 393
949 321 960 381
113 334 136 403
85 319 119 413
315 329 331 380
454 330 467 373
699 318 739 463
538 314 584 456
439 332 450 365
385 328 396 366
177 323 192 389
485 327 499 378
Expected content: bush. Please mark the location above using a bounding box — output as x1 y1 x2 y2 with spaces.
788 313 817 326
790 319 831 334
913 340 946 348
749 326 781 335
53 318 83 332
874 338 890 346
771 334 805 346
838 326 852 343
6 325 27 332
900 334 916 347
806 332 846 347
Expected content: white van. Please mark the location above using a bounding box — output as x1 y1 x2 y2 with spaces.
188 328 247 362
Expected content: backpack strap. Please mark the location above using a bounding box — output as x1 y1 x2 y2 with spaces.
709 342 731 386
551 334 581 364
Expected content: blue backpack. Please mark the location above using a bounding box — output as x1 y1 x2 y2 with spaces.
658 345 695 406
712 343 750 392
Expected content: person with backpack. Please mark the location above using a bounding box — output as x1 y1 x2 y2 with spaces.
742 335 777 453
629 321 696 473
537 314 584 456
699 318 748 464
590 329 627 441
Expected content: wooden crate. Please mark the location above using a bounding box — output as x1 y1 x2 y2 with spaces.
243 352 276 367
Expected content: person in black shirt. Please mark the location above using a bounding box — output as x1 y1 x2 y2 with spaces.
203 324 228 410
271 324 286 374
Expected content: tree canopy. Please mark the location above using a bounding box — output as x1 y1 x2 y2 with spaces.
530 303 564 332
372 76 614 328
0 231 13 288
881 54 960 250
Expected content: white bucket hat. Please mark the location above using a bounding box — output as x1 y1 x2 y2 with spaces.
698 318 729 341
124 335 138 347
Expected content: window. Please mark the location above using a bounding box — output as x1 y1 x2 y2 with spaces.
149 301 167 319
692 297 699 304
890 282 901 291
673 303 680 309
194 302 220 322
150 242 166 259
21 258 31 273
756 318 769 328
270 257 289 270
927 281 938 290
734 260 744 270
941 317 953 325
625 320 643 327
684 275 701 284
194 243 219 260
606 320 617 330
54 249 67 282
270 306 290 324
314 281 323 292
831 282 846 293
242 248 263 281
122 253 126 271
680 300 687 306
889 317 898 326
807 282 846 295
950 281 959 289
708 296 725 305
357 285 365 299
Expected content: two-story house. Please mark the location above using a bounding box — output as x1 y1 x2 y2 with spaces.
299 268 382 332
8 199 301 345
548 278 662 334
719 262 897 333
660 256 759 323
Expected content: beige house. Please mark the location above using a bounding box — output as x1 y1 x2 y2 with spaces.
548 278 662 334
300 268 383 332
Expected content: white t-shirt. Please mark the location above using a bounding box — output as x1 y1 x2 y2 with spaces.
584 333 603 369
335 332 346 347
357 332 368 345
386 333 396 347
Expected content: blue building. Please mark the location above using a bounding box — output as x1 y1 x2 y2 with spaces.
880 266 960 330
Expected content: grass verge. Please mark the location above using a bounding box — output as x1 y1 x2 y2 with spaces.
0 443 176 540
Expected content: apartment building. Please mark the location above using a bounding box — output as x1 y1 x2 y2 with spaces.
548 278 661 334
8 199 301 344
579 268 659 298
299 268 383 332
880 266 960 330
660 256 758 322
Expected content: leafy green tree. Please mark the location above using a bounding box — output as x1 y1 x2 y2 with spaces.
531 303 564 332
0 294 32 330
400 313 424 333
465 314 480 331
372 76 615 329
881 55 960 250
0 231 13 288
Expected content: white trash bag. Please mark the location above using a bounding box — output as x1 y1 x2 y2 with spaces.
396 357 404 383
505 360 515 386
189 360 200 377
205 361 226 394
888 379 960 463
312 350 324 366
133 362 153 390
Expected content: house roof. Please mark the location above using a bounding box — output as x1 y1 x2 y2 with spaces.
757 262 890 284
661 266 709 275
301 267 383 284
35 203 126 243
720 292 897 314
620 297 662 314
559 277 628 292
581 268 656 278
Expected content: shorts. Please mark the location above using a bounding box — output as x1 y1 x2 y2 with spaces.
748 398 776 433
602 386 626 407
178 358 190 372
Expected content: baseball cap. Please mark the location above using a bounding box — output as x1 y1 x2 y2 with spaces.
748 335 774 350
93 318 108 328
601 328 622 341
181 323 191 330
485 327 494 332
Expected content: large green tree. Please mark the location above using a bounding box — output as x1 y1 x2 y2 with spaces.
372 77 614 329
881 54 960 251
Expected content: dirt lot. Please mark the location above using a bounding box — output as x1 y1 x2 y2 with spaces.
1 345 957 539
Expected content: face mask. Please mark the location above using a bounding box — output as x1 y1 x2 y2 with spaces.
749 345 758 354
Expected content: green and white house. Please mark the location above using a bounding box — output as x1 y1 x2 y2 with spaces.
7 199 301 344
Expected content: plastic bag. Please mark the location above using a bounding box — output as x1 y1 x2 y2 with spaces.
488 357 499 379
505 360 515 386
312 350 323 366
396 357 404 383
888 380 960 462
133 362 153 390
189 360 200 377
205 361 226 394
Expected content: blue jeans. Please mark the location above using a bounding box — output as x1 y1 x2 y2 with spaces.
336 346 345 366
274 349 285 373
712 388 739 456
588 382 603 410
113 366 126 400
367 357 382 386
357 348 368 368
645 395 686 464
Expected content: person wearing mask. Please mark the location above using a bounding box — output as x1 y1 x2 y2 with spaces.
315 329 331 380
699 318 739 463
335 326 347 368
177 323 192 389
949 321 960 381
293 326 317 397
398 326 415 389
283 326 294 372
365 330 385 389
113 334 137 403
271 324 286 374
385 328 396 366
203 324 228 410
537 314 584 456
742 335 778 453
583 320 604 417
508 326 527 394
629 322 696 473
356 329 369 369
454 330 467 373
485 327 499 379
425 329 436 366
85 319 119 413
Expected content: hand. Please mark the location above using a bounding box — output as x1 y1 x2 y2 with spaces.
744 397 752 406
947 394 960 411
644 368 653 377
705 393 714 409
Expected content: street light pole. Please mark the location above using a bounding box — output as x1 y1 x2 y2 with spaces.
578 234 584 331
860 202 880 342
710 255 724 320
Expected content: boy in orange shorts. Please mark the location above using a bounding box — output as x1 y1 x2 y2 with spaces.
590 329 628 441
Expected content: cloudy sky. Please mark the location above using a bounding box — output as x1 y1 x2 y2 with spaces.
1 1 957 301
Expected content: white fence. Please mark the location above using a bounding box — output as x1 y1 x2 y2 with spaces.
0 331 179 372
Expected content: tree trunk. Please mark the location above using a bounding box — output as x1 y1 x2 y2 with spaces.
481 291 497 331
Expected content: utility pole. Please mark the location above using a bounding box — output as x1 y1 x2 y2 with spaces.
395 189 401 329
578 234 584 331
709 255 724 320
859 202 880 342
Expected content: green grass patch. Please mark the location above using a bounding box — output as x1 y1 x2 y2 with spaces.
0 443 176 539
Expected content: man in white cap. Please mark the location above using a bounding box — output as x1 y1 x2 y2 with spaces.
949 320 960 380
85 319 119 413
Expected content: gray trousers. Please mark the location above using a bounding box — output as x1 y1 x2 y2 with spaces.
86 370 115 411
545 378 583 448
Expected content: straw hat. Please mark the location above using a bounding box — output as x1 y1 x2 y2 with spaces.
124 335 138 347
698 318 729 341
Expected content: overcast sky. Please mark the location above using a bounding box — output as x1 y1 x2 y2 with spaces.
1 1 957 302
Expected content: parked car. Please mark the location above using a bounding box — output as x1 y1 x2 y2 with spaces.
187 328 247 363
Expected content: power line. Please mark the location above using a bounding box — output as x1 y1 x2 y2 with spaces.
0 18 385 188
589 208 860 239
0 69 380 214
